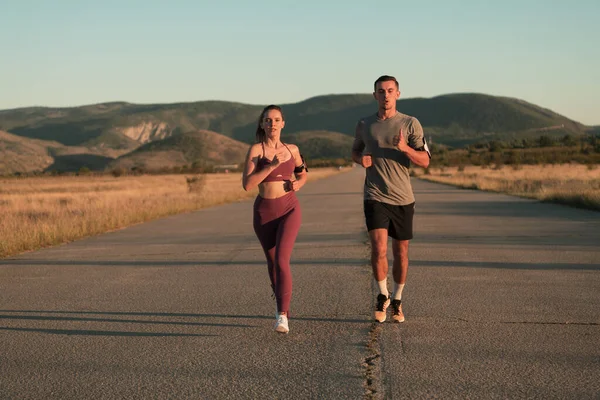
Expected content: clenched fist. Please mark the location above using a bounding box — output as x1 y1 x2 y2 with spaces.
361 154 372 168
393 129 410 152
271 148 292 167
284 180 300 192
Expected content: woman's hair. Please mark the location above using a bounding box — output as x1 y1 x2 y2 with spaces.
255 104 285 143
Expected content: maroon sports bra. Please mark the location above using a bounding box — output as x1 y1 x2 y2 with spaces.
257 143 295 182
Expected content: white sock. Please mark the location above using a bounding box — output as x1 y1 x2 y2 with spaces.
377 279 389 297
392 283 405 301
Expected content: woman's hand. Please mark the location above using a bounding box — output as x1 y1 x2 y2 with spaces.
283 180 300 192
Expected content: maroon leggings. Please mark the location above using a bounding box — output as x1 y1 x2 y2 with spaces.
253 192 302 315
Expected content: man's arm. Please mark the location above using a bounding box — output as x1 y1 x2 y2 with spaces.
397 136 430 168
394 118 431 168
351 148 364 165
352 120 372 167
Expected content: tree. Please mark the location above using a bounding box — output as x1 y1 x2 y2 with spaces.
561 134 578 147
538 135 555 147
488 140 506 152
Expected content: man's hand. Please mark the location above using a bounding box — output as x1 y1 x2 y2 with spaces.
361 154 372 168
393 129 410 153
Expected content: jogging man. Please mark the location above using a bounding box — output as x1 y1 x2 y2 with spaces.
351 75 431 323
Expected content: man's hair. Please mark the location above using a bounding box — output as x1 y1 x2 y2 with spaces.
374 75 399 91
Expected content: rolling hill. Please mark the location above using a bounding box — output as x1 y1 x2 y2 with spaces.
0 130 57 174
587 126 600 135
0 93 595 174
107 130 250 171
1 93 589 147
281 130 355 160
0 130 121 174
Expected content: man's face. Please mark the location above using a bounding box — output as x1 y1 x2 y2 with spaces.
373 80 400 110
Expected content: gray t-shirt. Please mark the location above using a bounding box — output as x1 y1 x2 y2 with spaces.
352 111 427 206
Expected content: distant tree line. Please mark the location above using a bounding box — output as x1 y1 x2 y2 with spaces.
4 133 598 178
430 134 600 168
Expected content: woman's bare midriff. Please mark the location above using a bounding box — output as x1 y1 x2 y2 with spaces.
259 181 294 199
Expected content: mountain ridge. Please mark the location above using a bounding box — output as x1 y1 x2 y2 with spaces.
1 93 595 174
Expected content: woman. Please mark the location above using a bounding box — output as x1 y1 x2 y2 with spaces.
242 105 308 334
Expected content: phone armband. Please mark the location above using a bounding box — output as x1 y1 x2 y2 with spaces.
294 154 308 173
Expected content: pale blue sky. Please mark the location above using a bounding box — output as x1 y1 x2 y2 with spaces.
1 0 599 124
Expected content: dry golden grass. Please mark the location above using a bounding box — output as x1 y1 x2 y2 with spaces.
0 168 345 258
413 164 600 210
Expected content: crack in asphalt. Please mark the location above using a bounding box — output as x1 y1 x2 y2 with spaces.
362 322 385 399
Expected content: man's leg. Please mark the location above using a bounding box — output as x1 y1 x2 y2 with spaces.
390 239 409 322
391 239 409 290
369 228 391 322
369 228 389 288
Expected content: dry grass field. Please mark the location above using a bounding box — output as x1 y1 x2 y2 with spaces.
413 163 600 211
0 168 345 258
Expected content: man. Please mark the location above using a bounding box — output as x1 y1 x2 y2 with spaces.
352 75 431 323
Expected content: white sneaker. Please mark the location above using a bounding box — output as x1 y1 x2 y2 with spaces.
274 314 289 334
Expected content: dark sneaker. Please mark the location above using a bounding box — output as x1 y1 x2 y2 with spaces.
391 299 405 323
374 293 390 323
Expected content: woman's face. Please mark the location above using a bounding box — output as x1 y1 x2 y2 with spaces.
261 109 285 138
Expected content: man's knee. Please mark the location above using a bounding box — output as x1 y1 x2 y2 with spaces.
371 240 387 259
369 229 388 258
393 240 409 257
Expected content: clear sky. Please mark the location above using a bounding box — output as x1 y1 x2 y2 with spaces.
1 0 599 125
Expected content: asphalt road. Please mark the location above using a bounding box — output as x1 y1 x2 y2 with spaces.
1 167 598 399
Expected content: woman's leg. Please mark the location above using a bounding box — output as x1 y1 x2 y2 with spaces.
274 204 302 315
254 214 280 296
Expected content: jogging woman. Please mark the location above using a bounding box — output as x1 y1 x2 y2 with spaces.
242 105 308 333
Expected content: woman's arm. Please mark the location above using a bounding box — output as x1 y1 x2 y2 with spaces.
242 144 280 191
290 145 308 192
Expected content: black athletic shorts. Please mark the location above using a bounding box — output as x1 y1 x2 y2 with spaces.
364 200 415 241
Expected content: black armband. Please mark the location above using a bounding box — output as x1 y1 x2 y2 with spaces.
294 154 308 173
415 138 432 159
